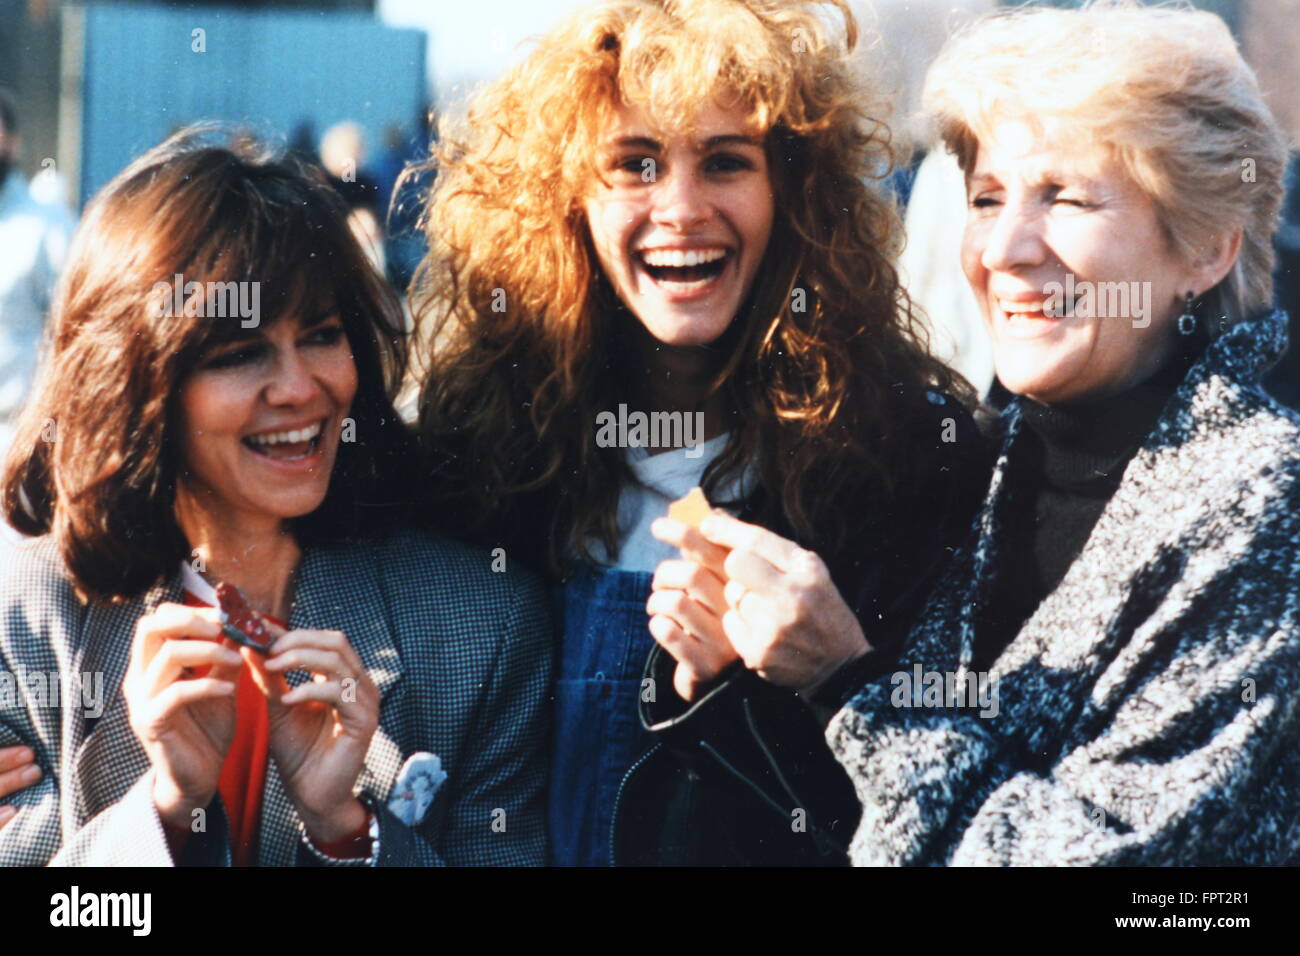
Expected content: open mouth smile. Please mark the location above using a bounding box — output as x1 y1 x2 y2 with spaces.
634 246 732 295
242 419 327 462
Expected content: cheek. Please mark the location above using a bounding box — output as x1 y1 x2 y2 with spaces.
329 351 360 407
960 221 988 287
174 379 235 483
739 183 774 253
1091 317 1145 374
177 378 233 446
585 198 638 268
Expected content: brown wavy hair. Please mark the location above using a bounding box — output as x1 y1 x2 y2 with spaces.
413 0 966 577
2 126 417 602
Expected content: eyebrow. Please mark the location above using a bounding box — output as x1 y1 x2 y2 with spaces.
610 134 764 153
214 306 339 344
969 165 1096 189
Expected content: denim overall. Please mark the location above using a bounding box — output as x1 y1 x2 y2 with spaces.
547 564 656 867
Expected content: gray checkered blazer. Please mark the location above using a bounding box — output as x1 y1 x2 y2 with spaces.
0 527 552 866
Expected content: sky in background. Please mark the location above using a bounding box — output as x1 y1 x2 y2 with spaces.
379 0 588 104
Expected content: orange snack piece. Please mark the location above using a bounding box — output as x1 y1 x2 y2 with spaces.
667 487 712 529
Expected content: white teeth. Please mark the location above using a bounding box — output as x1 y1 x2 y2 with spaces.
247 421 324 446
999 301 1048 315
639 248 727 268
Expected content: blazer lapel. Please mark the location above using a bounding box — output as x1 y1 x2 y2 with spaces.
70 577 184 827
257 542 407 865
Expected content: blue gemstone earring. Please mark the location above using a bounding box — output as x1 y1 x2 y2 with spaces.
1177 291 1197 336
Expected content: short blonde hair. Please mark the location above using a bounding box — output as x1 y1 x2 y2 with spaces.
923 0 1288 322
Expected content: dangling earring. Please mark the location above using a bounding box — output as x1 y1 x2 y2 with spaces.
1177 291 1197 336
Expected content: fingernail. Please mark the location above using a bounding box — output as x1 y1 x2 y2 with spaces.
20 764 40 783
0 806 14 823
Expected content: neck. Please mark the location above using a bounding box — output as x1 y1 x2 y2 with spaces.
1019 342 1195 491
175 488 300 619
627 324 731 445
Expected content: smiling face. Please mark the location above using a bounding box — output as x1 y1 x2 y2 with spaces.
962 120 1222 405
583 101 775 347
176 312 358 532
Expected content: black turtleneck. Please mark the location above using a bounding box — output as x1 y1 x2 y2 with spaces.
972 339 1202 672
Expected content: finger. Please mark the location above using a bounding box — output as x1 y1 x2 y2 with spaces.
131 604 225 674
145 678 236 728
0 761 41 800
673 661 702 702
722 546 784 594
650 518 730 576
700 513 803 572
724 581 780 646
722 608 763 670
264 647 351 682
646 589 724 646
648 612 704 660
267 629 362 673
736 588 781 642
143 640 243 697
0 746 35 774
651 559 727 615
242 646 290 702
649 613 736 675
208 637 246 685
0 805 15 827
279 679 353 712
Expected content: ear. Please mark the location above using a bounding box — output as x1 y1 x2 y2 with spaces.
1190 226 1244 295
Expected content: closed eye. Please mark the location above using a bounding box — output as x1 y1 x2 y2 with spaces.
304 323 346 347
614 155 656 176
203 343 265 370
705 153 754 174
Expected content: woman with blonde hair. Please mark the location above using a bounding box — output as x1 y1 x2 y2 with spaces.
823 1 1300 865
414 0 988 865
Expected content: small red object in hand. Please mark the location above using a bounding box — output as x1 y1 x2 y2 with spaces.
216 582 276 653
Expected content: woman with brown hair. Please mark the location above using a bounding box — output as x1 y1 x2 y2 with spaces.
414 0 989 865
0 127 551 865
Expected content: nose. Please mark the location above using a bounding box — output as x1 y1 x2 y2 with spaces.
650 167 710 231
263 345 321 407
980 198 1048 275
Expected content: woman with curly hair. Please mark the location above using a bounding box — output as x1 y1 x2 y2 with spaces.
413 0 988 866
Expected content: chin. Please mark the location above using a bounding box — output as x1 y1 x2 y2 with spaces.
261 488 332 521
638 308 735 348
993 359 1069 402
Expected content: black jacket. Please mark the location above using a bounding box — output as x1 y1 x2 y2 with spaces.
611 387 992 866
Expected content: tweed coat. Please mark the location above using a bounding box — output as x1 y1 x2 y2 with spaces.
0 527 551 866
828 310 1300 865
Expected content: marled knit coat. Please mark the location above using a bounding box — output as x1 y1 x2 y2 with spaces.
828 310 1300 865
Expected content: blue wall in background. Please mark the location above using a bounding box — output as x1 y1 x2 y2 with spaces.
79 2 426 206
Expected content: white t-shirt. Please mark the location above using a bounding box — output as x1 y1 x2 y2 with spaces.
593 432 754 573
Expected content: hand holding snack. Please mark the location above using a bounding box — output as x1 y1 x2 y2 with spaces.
647 488 741 701
689 510 871 697
244 625 379 843
123 602 243 828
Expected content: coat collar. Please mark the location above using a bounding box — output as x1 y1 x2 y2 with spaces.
956 310 1290 673
71 541 406 866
